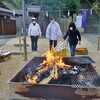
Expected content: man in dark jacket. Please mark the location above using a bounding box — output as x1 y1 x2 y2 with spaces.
63 22 81 56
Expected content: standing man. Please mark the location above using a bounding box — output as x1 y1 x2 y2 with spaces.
28 17 42 51
46 18 62 50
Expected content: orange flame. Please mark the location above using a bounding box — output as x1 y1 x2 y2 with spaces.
26 48 70 84
26 74 38 84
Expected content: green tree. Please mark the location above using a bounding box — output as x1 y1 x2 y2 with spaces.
60 0 80 17
42 0 60 17
1 0 80 17
1 0 21 9
85 0 100 17
42 0 80 18
1 0 36 9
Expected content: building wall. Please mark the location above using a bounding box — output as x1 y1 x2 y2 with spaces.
0 18 4 35
0 1 17 35
0 18 2 34
0 17 16 35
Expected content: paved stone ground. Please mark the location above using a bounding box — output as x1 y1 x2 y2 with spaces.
83 34 98 48
0 35 15 47
0 39 8 47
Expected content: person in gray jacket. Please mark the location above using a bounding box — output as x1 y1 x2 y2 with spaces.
28 17 41 51
46 18 62 50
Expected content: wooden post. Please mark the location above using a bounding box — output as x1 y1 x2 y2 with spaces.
1 18 4 35
22 37 27 60
22 0 27 60
98 34 100 50
19 35 22 51
98 17 100 50
73 14 76 22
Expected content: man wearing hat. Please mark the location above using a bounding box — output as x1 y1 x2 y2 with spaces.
28 17 42 51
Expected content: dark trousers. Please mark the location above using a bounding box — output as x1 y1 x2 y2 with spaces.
69 43 77 56
49 40 57 50
30 36 39 51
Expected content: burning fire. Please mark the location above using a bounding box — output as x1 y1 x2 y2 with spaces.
25 48 70 84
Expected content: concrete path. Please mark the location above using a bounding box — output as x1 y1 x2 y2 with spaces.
83 34 98 48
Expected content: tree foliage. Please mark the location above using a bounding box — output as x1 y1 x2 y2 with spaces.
92 0 100 13
42 0 61 17
1 0 36 9
1 0 80 17
42 0 80 17
60 0 80 16
85 0 100 17
1 0 21 9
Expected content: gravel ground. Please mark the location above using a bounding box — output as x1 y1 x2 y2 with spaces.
0 55 26 100
0 36 100 100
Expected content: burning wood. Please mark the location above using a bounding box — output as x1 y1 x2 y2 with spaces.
53 65 58 80
25 74 38 84
25 48 71 84
39 66 55 84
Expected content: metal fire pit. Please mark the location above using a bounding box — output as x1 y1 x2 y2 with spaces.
8 56 100 100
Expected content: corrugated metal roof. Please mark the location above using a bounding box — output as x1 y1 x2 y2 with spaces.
0 1 13 14
0 7 13 14
27 5 41 13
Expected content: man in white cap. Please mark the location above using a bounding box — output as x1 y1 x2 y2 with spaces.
28 17 42 51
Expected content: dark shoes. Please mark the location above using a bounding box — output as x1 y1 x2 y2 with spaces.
32 49 37 52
